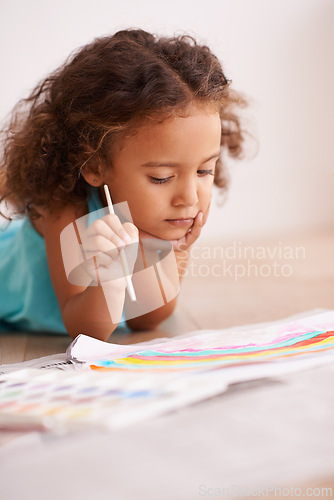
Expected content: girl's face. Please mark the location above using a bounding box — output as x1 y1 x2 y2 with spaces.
104 104 222 241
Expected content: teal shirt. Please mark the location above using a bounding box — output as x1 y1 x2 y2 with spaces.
0 188 118 333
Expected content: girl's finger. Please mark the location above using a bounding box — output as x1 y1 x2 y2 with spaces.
202 201 211 225
102 214 134 245
185 211 203 245
122 222 139 242
83 234 118 255
170 211 203 251
86 215 131 247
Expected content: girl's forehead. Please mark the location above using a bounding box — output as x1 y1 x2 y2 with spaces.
117 103 221 147
110 107 221 166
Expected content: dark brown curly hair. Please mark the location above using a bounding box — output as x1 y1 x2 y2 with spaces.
0 28 247 220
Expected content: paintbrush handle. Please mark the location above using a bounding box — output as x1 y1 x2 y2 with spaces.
104 184 137 302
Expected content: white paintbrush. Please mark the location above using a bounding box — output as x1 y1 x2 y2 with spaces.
104 184 137 302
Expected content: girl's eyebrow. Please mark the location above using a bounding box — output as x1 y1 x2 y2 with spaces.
141 151 221 168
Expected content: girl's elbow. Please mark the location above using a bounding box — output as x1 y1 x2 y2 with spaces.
64 319 118 342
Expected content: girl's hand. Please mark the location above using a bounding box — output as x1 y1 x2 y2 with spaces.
169 211 204 252
169 201 211 252
80 214 139 284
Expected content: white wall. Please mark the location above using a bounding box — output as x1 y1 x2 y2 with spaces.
1 0 333 242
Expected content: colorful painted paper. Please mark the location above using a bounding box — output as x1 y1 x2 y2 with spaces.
66 310 334 373
1 310 334 432
89 329 334 371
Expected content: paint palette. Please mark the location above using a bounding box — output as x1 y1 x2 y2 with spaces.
0 367 228 432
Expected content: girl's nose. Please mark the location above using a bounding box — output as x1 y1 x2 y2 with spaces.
171 178 199 207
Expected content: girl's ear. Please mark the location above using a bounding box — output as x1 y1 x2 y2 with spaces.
80 168 104 187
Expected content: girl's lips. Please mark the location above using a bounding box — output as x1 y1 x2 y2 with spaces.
165 218 194 227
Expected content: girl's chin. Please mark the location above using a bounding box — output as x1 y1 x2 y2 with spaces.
160 227 189 241
140 227 189 242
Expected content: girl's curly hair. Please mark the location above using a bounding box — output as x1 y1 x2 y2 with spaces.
0 28 247 220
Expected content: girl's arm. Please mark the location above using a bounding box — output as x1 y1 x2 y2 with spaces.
39 204 131 341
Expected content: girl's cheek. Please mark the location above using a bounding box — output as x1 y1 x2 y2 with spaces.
200 187 212 205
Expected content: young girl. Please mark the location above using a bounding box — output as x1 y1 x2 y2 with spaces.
0 28 246 340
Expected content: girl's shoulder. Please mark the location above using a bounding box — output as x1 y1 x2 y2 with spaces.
31 203 86 238
32 187 103 237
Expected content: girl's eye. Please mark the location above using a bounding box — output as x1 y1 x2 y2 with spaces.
197 169 214 176
149 176 172 184
149 170 214 184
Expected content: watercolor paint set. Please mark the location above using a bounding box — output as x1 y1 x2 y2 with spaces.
0 366 228 432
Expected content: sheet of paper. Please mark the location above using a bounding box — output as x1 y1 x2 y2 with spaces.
67 309 334 374
1 309 333 433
